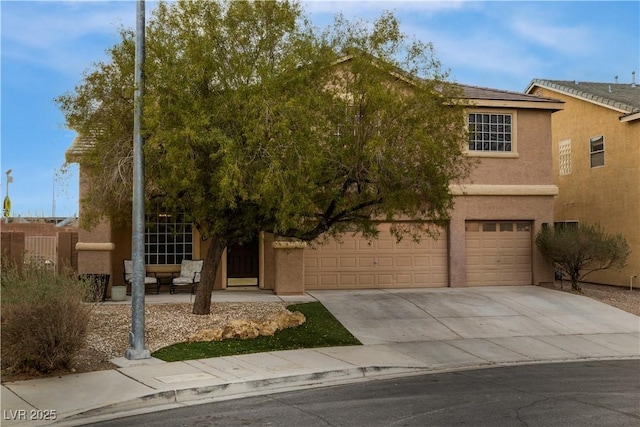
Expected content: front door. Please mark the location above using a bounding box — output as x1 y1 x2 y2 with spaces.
227 236 259 286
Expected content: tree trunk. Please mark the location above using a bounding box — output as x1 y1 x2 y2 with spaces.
570 272 583 293
192 236 227 315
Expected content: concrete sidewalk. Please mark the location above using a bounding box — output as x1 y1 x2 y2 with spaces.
2 286 639 426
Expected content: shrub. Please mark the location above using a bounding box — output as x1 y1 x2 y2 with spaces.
535 223 630 292
1 260 95 374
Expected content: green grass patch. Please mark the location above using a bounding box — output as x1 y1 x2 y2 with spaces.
152 302 361 362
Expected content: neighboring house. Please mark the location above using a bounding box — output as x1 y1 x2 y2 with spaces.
525 79 640 287
66 84 563 295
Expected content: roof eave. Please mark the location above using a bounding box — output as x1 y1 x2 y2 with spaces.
466 98 564 111
620 111 640 123
65 135 95 163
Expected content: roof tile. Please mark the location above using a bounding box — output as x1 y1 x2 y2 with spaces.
528 79 640 113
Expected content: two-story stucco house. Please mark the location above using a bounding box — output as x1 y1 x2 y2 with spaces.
67 84 563 295
526 79 640 287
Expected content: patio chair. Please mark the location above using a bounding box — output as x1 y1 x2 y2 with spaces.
170 259 204 294
123 260 160 294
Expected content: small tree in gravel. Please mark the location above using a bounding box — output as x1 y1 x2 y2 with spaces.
535 223 630 292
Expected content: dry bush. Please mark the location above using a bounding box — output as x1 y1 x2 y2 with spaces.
1 260 95 374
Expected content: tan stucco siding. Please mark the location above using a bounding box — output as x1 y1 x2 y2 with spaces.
75 167 113 283
465 109 554 186
537 88 640 286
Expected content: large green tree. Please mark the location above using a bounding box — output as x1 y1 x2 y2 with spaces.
58 0 471 315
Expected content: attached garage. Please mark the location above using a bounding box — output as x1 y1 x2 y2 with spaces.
465 221 532 286
304 223 448 289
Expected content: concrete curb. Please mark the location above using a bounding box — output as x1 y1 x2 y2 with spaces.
55 355 640 426
56 366 427 426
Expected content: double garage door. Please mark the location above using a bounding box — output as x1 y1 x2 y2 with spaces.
304 220 533 289
304 223 448 289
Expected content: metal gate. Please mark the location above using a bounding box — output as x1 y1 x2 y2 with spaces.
25 236 57 269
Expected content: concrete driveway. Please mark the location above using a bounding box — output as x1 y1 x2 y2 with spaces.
308 286 640 366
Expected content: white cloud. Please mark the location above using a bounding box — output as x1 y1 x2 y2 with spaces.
2 2 134 49
303 0 468 20
409 24 545 88
509 18 591 56
304 0 466 12
1 1 136 76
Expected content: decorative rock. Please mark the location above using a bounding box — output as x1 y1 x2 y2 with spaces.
188 310 306 342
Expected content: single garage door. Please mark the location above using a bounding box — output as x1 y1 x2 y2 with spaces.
304 223 448 289
465 221 532 286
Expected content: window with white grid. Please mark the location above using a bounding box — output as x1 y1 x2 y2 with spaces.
468 113 512 152
145 212 193 265
558 139 572 176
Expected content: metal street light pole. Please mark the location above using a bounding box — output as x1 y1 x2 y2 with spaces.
125 0 150 360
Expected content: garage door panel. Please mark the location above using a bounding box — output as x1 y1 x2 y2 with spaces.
466 255 482 266
379 274 394 285
358 275 375 285
305 223 448 289
466 221 532 286
396 256 412 267
340 240 356 250
499 256 514 265
481 239 498 249
482 255 496 264
305 258 319 268
498 240 515 249
396 274 411 284
341 275 356 286
432 255 448 267
431 272 447 283
377 240 393 250
324 241 339 250
320 275 338 286
466 239 481 249
339 257 356 268
414 256 430 267
395 240 412 250
321 258 338 268
358 257 374 268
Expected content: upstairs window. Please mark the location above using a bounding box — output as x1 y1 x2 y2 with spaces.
145 212 193 265
590 135 604 168
468 113 512 152
558 139 572 175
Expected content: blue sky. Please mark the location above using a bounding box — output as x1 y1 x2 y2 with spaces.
2 1 638 218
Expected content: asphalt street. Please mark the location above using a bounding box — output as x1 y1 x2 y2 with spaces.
86 359 640 427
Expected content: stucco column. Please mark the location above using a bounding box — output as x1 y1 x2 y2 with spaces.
448 215 466 288
1 231 25 271
76 221 114 299
272 241 307 295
